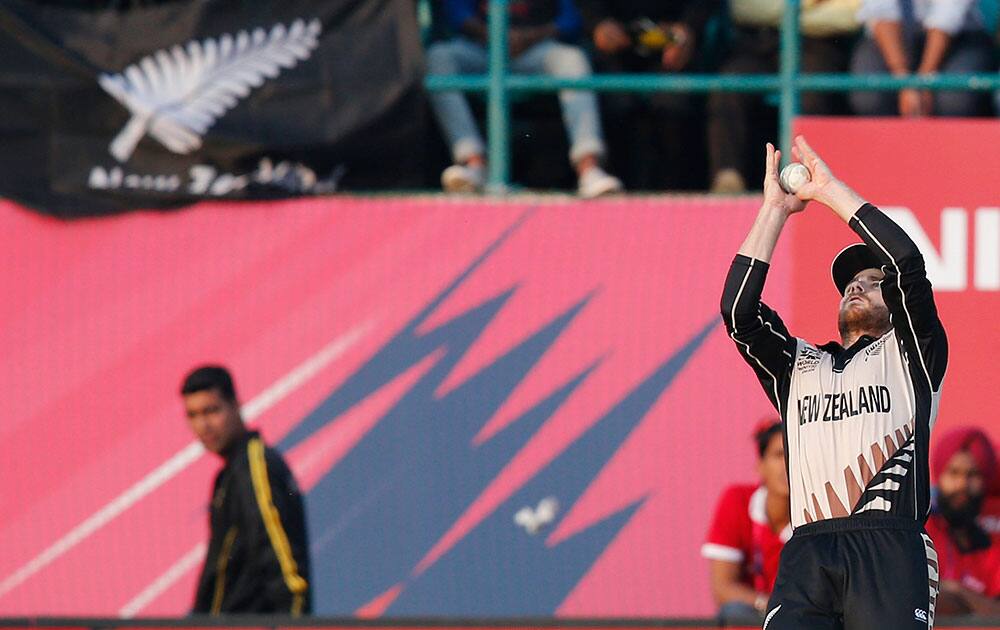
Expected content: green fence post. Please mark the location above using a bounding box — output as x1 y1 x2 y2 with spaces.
486 0 511 192
779 0 801 161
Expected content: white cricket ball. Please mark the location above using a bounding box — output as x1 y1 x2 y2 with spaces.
779 162 811 194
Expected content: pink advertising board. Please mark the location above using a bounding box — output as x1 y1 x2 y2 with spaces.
0 196 786 616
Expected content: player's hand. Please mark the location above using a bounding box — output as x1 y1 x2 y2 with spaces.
790 134 837 203
763 142 806 215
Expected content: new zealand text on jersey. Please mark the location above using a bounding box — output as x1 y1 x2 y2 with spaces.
796 385 892 425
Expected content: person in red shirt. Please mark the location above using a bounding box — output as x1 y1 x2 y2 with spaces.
702 420 790 622
926 427 1000 616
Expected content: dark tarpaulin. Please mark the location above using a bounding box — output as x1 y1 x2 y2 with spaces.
0 0 427 217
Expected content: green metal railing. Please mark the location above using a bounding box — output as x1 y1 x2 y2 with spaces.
423 0 1000 191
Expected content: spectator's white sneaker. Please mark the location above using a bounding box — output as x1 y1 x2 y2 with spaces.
710 168 747 194
577 166 623 198
441 163 485 193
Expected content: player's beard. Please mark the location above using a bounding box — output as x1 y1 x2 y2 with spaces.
838 300 890 341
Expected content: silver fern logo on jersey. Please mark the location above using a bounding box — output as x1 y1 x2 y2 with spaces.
99 19 322 162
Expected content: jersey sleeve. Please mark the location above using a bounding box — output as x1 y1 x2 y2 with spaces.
721 255 797 411
239 439 311 615
849 204 948 393
702 486 751 563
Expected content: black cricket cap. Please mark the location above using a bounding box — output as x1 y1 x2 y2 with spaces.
831 243 882 295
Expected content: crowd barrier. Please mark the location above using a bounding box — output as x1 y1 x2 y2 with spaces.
427 0 1000 188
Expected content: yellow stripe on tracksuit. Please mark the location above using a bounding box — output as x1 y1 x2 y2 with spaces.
248 438 308 616
210 526 239 614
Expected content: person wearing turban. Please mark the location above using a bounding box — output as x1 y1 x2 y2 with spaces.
926 427 1000 616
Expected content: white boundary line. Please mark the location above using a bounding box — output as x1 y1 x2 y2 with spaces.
0 322 372 602
119 542 207 618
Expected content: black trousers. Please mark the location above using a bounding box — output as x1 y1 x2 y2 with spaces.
592 52 705 191
765 517 937 630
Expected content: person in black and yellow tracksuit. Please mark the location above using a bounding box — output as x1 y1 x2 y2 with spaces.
181 365 311 615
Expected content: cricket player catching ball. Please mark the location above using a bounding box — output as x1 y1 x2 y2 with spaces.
721 136 948 630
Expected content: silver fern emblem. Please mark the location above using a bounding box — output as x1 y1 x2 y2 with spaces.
99 18 322 162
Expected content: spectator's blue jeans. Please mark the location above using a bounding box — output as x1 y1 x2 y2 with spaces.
426 37 607 165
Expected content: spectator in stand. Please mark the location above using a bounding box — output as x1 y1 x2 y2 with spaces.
702 420 790 623
577 0 721 190
426 0 623 197
926 427 1000 616
850 0 994 117
707 0 860 194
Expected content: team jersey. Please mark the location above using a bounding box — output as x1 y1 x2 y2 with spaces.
721 204 948 529
924 513 1000 598
702 484 791 593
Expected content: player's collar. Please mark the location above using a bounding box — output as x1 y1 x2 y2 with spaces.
822 330 893 373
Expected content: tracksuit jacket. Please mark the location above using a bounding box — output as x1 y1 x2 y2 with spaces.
193 431 311 615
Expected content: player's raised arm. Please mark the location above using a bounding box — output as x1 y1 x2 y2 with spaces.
787 135 867 224
791 134 947 392
720 143 800 412
736 143 807 263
